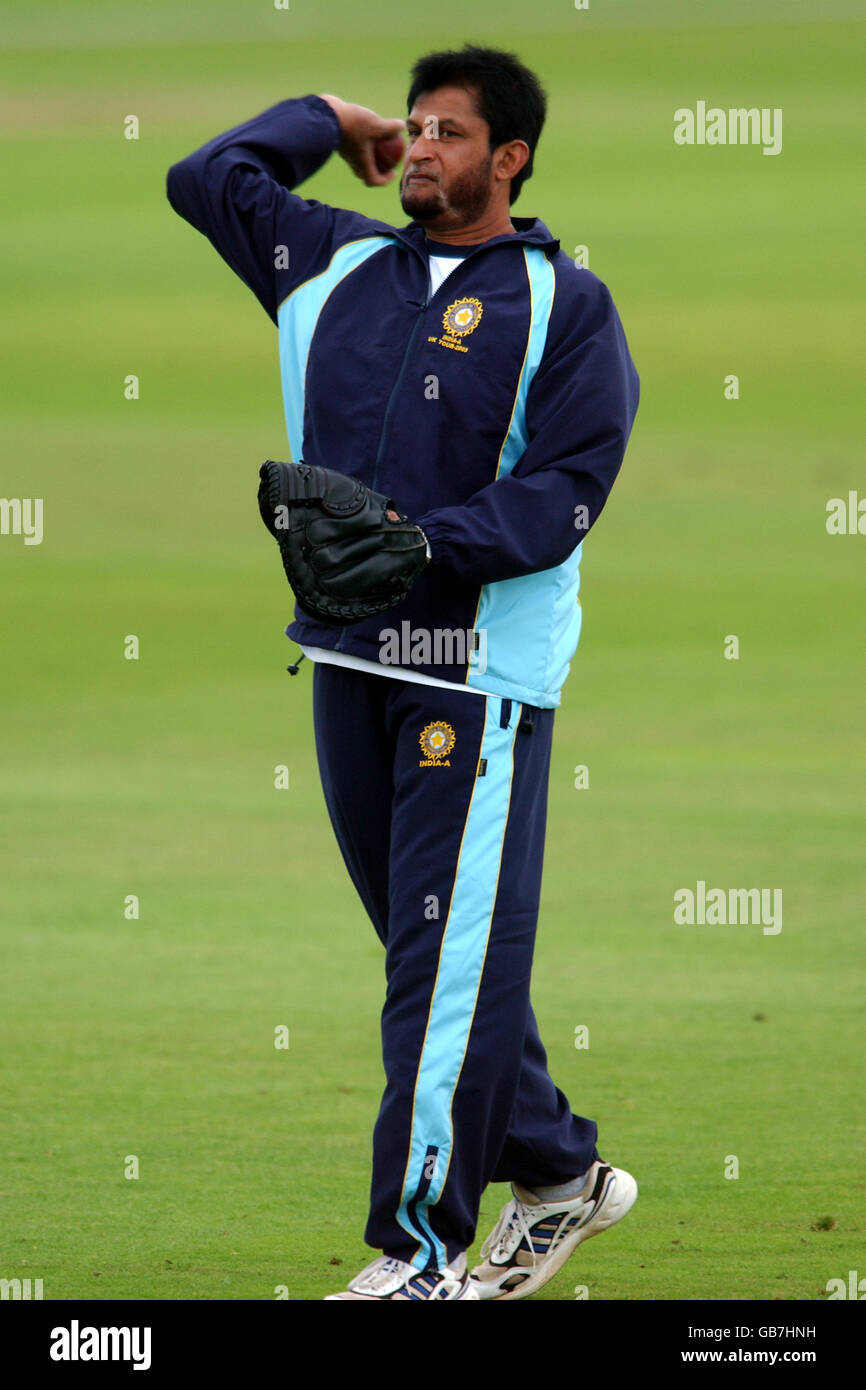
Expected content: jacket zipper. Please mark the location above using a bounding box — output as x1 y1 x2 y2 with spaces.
332 243 505 653
370 246 489 496
370 305 428 497
334 249 434 652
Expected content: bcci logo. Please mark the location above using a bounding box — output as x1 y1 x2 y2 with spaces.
442 298 483 337
419 721 456 767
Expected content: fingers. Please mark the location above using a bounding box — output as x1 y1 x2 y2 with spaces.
359 119 405 186
373 116 408 139
357 147 395 188
348 151 392 188
326 100 406 187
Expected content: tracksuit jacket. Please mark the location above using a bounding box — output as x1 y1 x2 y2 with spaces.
166 95 639 709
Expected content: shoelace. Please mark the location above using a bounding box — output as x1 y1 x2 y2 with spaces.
357 1257 413 1293
481 1191 595 1266
481 1200 540 1267
358 1256 462 1299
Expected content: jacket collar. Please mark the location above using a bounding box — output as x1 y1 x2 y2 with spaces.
392 216 560 257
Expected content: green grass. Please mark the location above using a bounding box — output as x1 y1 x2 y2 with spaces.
1 2 864 1301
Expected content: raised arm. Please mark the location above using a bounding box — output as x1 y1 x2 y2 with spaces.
166 94 405 323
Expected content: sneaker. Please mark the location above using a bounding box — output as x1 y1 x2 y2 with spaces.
469 1160 637 1301
324 1251 479 1300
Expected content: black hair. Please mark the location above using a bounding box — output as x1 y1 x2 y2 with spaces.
407 44 547 205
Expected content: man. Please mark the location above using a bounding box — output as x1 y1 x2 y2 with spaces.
167 44 639 1302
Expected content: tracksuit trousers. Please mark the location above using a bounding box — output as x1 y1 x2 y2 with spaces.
312 661 600 1272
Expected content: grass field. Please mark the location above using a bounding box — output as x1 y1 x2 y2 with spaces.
1 1 864 1302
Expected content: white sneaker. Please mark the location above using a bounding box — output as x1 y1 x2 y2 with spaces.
324 1250 479 1300
469 1160 638 1301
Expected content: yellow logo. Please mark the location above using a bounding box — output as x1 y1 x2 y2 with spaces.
443 297 483 337
419 721 456 767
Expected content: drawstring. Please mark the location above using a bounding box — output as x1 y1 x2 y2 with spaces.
286 651 307 676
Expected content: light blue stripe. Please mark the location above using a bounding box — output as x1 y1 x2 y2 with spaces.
467 248 582 706
276 237 395 460
397 699 520 1270
493 246 555 482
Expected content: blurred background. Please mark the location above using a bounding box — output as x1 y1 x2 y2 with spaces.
0 0 863 1300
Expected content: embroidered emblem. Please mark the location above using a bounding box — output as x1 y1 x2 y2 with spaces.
442 297 483 337
419 721 456 767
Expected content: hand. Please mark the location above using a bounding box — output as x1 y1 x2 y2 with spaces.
319 94 406 187
387 510 431 564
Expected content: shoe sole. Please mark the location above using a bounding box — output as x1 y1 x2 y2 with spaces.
324 1278 480 1300
473 1166 638 1302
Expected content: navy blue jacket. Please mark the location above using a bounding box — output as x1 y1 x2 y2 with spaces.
166 95 639 707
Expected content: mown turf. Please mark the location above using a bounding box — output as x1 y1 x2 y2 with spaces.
1 2 863 1301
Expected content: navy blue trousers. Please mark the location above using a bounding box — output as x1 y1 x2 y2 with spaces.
312 662 599 1271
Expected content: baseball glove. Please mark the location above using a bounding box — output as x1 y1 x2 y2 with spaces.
257 459 429 626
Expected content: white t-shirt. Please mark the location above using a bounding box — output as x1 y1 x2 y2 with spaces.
301 244 497 697
299 644 499 697
428 253 462 297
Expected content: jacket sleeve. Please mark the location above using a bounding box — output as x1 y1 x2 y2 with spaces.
166 95 345 324
415 271 639 585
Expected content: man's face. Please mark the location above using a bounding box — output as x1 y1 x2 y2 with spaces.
400 85 496 229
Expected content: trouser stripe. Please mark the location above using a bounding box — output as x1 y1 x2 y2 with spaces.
396 697 521 1269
